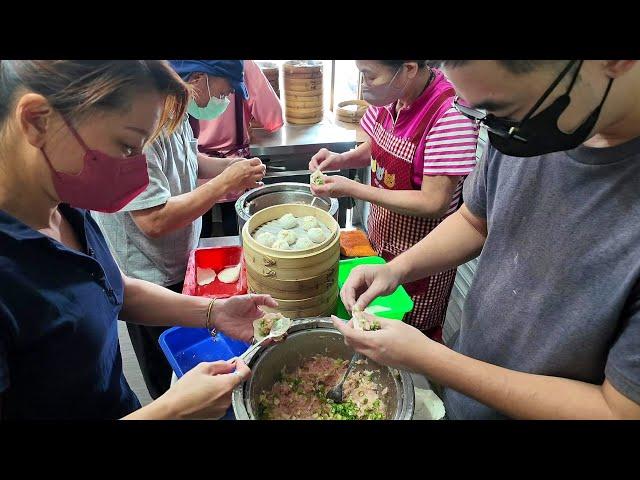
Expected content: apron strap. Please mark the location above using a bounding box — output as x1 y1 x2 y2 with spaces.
234 94 250 154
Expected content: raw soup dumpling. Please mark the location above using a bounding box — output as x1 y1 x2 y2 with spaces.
295 237 314 250
277 229 298 245
278 213 298 229
218 264 241 284
310 168 325 186
301 215 319 231
307 227 326 244
257 231 276 247
271 238 292 250
196 267 216 286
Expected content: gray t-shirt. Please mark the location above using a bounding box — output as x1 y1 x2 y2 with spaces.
92 116 201 287
443 137 640 419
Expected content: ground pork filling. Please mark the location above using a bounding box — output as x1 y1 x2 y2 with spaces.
257 355 388 420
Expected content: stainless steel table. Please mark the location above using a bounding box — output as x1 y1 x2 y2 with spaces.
250 121 358 158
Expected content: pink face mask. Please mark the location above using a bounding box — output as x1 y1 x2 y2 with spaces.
41 116 149 213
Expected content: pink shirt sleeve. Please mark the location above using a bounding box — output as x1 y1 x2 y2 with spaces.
244 60 283 133
359 105 379 138
423 106 479 176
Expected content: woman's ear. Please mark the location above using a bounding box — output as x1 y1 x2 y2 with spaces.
602 60 636 78
405 62 420 80
15 93 52 149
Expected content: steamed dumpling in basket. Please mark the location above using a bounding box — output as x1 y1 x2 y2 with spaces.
307 227 326 244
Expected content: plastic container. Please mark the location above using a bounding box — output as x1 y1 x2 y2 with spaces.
334 256 414 321
182 246 248 299
159 326 251 378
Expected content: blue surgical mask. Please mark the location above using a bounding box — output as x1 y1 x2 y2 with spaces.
188 75 230 120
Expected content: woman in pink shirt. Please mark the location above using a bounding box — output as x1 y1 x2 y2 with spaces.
195 60 283 235
197 60 283 157
310 60 479 341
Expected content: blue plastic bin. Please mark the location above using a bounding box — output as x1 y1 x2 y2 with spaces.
159 327 251 378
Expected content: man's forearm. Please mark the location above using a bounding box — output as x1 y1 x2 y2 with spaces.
389 205 486 284
413 340 630 419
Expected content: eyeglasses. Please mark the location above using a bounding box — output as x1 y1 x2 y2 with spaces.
452 95 528 142
452 60 580 143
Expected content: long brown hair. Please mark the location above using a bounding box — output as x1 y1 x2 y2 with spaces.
0 60 191 141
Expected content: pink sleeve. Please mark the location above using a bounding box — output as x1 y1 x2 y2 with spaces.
359 106 378 138
423 106 479 176
245 60 283 133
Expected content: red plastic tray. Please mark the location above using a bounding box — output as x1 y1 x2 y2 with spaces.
182 246 247 299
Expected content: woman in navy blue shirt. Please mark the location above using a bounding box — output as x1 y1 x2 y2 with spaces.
0 60 277 419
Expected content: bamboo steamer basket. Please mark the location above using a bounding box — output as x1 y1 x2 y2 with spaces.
285 108 325 119
285 98 323 109
246 270 337 300
285 90 324 99
249 282 338 310
283 61 323 75
245 246 339 280
336 99 370 123
256 61 280 99
287 116 324 125
287 115 323 125
283 61 324 125
283 78 323 92
242 203 340 318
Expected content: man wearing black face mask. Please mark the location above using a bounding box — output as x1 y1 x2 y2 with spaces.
336 60 640 419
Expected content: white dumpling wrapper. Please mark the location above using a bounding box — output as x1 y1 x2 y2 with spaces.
218 264 241 284
307 227 326 244
278 213 298 229
310 168 325 186
196 267 216 286
301 215 319 231
271 238 291 250
277 229 298 245
294 237 314 250
257 231 276 247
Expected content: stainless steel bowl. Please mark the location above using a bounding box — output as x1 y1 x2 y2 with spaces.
235 183 339 237
232 318 415 420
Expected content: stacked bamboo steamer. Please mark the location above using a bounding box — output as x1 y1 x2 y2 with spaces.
257 61 280 98
242 204 340 318
336 99 370 124
283 60 324 125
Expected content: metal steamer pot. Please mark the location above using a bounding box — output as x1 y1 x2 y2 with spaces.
232 318 415 420
235 183 339 238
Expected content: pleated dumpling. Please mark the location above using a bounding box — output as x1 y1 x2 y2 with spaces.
271 238 291 250
307 227 326 244
294 236 314 250
277 229 298 245
257 231 276 247
310 168 325 186
278 213 298 229
301 215 319 231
